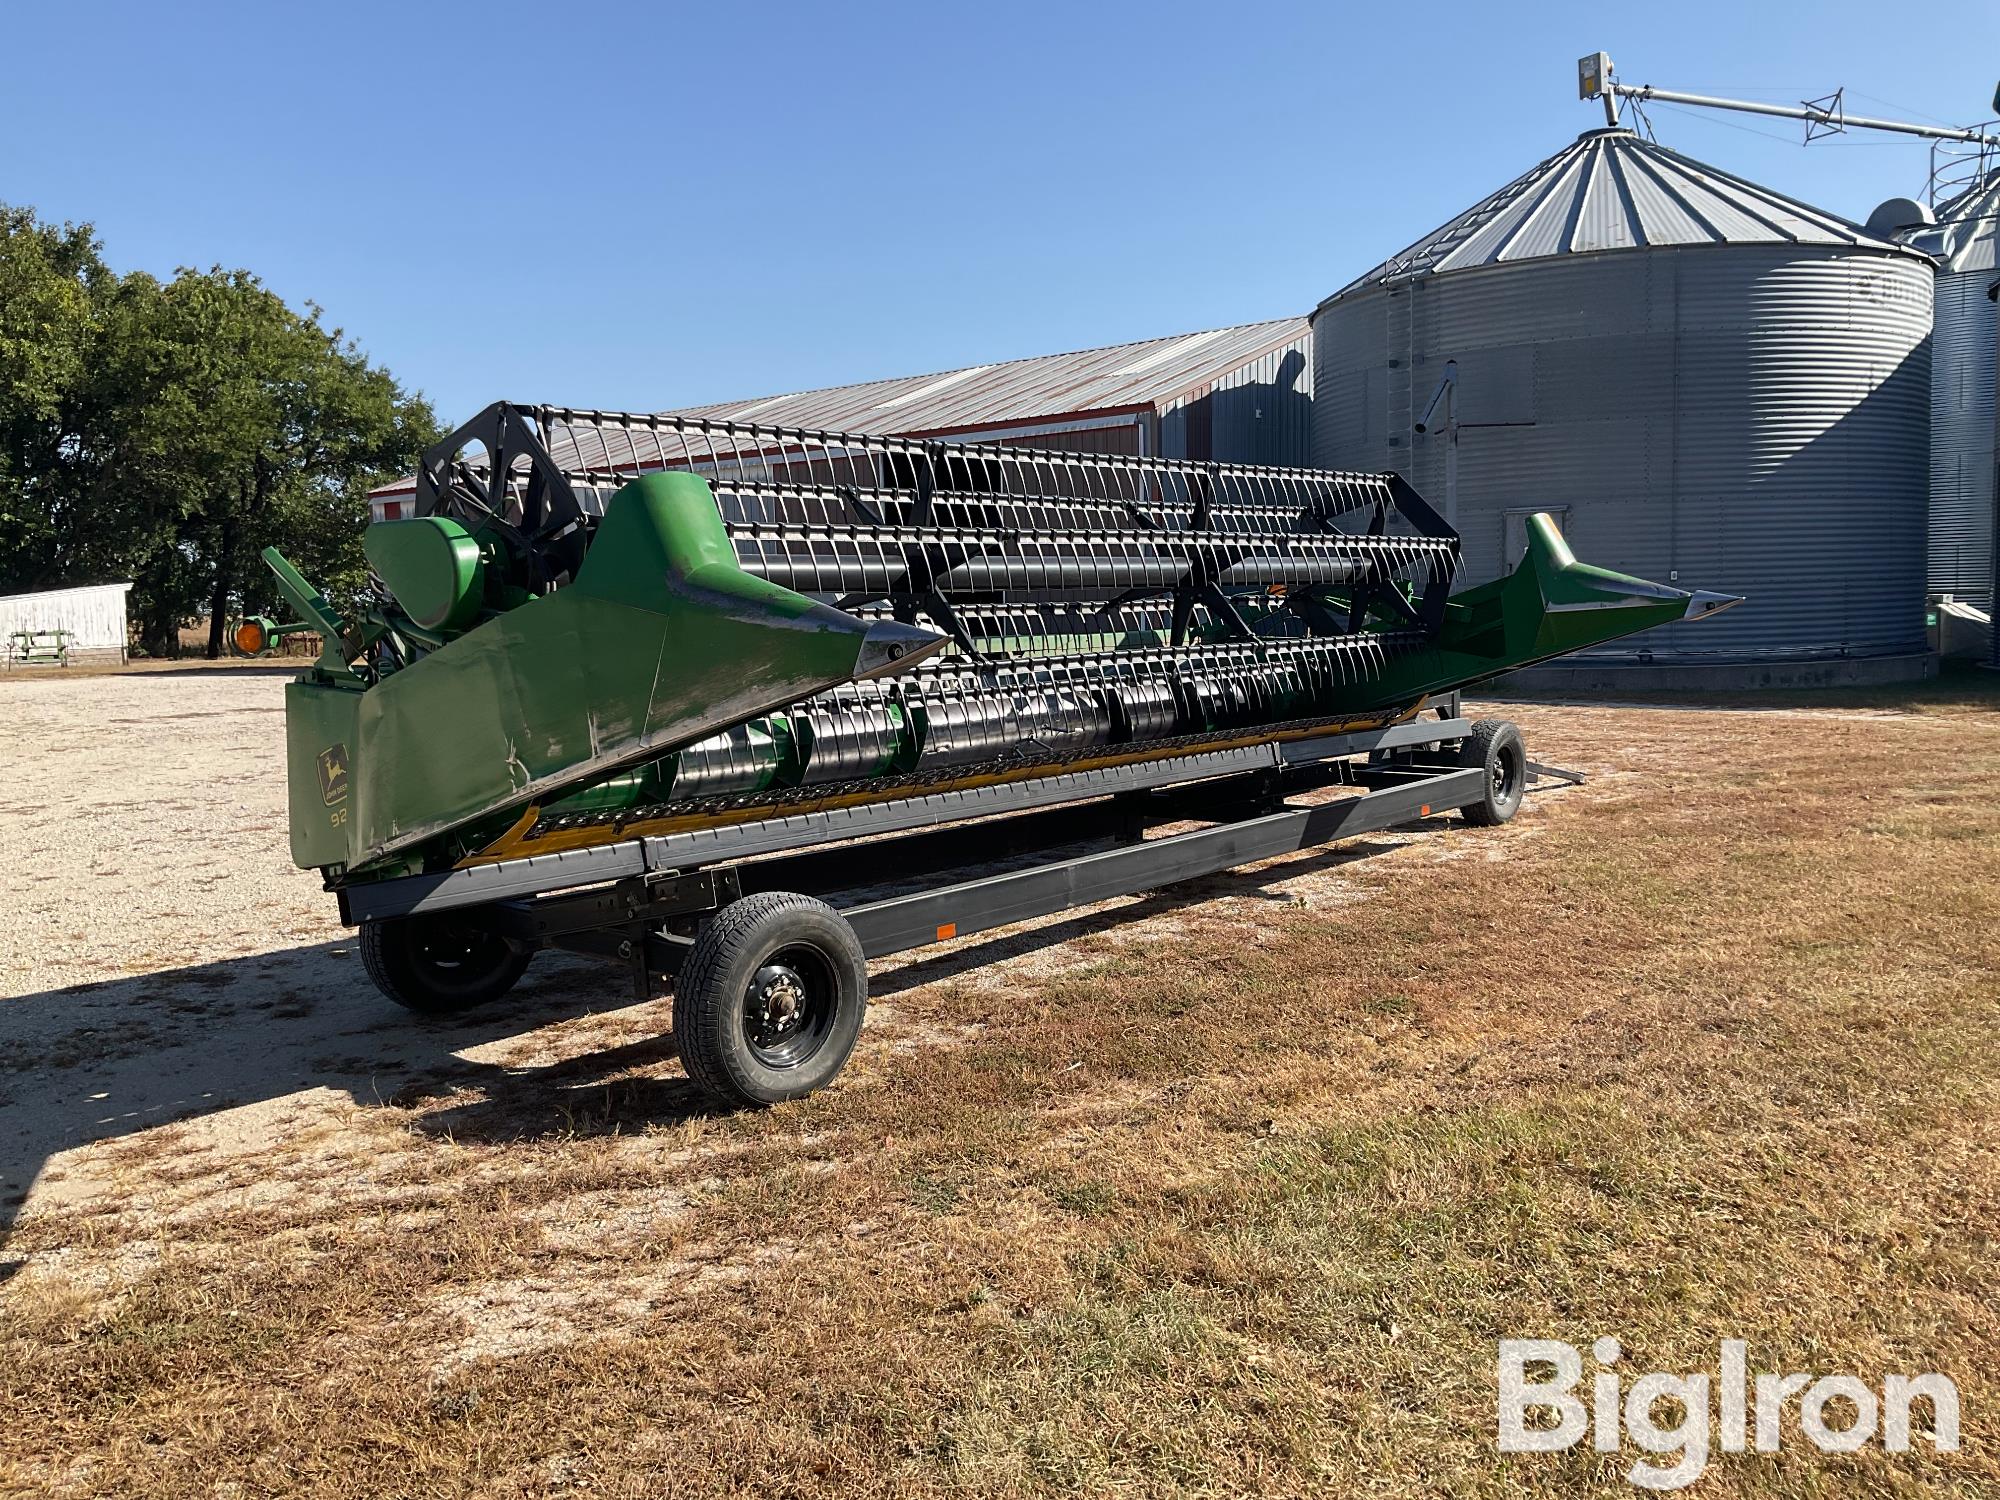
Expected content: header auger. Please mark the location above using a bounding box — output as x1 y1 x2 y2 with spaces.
264 401 1738 1105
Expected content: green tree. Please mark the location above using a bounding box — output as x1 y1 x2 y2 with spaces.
0 207 108 590
80 268 233 653
0 202 440 657
235 303 443 639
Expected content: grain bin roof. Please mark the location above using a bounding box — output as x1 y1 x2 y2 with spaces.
1906 168 2000 274
661 317 1309 436
1323 128 1923 305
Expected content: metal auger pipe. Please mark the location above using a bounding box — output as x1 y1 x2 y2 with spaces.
1605 81 2000 148
634 627 1423 804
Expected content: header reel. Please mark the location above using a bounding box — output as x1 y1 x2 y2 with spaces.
269 401 1735 879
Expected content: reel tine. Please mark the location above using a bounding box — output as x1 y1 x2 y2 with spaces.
502 406 1450 802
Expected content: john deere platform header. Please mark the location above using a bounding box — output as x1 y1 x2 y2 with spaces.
269 401 1734 884
259 402 1737 1103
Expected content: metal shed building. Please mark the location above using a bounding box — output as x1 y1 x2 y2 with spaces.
0 581 133 665
370 318 1313 521
1900 170 1999 607
1313 127 1935 666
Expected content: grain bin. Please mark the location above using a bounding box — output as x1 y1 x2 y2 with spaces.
1314 128 1934 663
1893 171 1999 606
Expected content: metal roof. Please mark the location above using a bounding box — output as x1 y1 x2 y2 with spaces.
1907 168 2000 274
368 318 1311 501
1323 128 1920 304
661 317 1309 436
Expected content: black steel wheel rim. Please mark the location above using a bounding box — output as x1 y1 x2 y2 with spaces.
1493 742 1525 803
409 923 517 996
743 944 838 1069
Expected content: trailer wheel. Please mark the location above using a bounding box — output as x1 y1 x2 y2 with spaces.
673 892 867 1108
1457 718 1527 826
359 914 531 1015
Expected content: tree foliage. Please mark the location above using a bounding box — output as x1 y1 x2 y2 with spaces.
0 203 441 655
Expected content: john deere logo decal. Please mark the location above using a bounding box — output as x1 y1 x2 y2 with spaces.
318 743 350 805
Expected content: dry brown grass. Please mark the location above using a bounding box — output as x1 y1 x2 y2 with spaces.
1497 658 2000 718
3 685 1998 1497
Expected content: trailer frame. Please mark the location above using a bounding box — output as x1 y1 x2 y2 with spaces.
339 697 1560 1014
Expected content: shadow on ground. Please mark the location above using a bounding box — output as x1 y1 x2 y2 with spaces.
0 941 692 1240
0 827 1426 1240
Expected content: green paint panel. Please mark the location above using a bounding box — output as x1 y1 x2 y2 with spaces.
284 679 361 871
365 517 485 632
298 472 928 874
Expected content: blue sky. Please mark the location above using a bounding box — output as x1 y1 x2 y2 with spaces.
8 1 1997 424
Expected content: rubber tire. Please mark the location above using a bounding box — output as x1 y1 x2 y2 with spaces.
359 914 532 1015
1457 718 1528 827
673 892 868 1108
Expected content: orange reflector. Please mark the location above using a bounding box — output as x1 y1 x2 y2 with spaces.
1420 805 1431 817
935 922 958 941
232 620 267 655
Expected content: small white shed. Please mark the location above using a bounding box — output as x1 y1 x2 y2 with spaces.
0 581 134 665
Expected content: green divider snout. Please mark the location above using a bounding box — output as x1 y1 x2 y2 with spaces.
1348 512 1743 709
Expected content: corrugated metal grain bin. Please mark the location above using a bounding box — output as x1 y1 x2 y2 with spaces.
1898 172 1999 606
1313 128 1934 660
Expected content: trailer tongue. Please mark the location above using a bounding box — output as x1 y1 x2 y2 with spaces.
260 403 1737 1105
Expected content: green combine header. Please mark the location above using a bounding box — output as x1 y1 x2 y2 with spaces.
261 402 1737 1105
